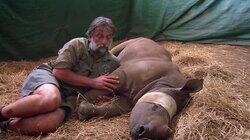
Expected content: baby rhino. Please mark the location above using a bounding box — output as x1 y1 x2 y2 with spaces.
76 37 203 140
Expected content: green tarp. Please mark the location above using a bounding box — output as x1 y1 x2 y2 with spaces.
0 0 131 60
128 0 250 45
1 0 250 60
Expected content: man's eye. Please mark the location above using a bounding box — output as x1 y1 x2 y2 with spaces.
97 35 103 39
107 36 112 40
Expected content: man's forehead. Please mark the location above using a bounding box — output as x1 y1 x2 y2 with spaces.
93 27 113 35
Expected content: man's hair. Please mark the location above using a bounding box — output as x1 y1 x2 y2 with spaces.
86 16 116 38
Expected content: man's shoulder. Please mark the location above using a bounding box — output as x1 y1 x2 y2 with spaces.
58 37 89 58
62 37 89 53
67 37 88 46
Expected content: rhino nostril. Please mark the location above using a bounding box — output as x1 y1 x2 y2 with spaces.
138 125 146 136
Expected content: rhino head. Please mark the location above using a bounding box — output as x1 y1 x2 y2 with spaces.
130 79 203 140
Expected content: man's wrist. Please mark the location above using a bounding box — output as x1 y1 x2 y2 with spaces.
85 77 94 88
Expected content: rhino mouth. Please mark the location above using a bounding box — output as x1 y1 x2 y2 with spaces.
131 124 170 140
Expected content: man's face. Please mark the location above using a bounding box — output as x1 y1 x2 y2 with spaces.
91 27 113 48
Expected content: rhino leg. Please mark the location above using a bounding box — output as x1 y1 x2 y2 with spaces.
79 89 112 104
78 96 133 121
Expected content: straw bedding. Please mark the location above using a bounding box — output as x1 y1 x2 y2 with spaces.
0 40 249 140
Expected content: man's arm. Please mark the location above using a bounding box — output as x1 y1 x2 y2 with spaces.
52 68 119 92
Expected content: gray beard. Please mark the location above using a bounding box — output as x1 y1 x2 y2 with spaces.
89 41 108 56
89 40 98 51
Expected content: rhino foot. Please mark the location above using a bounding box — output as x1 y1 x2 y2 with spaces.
77 101 97 121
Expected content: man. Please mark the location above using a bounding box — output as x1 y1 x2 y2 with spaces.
0 17 120 135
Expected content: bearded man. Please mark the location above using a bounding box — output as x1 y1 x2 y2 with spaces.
0 17 120 135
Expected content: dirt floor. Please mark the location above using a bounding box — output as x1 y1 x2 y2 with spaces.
0 40 249 140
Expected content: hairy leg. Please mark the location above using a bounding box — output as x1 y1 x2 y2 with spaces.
7 108 65 135
78 96 133 121
1 84 61 118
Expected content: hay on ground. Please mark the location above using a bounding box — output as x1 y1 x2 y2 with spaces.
0 41 249 140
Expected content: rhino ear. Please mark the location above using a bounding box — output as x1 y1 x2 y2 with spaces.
180 79 203 93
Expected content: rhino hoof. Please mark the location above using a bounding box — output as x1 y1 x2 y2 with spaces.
77 101 95 121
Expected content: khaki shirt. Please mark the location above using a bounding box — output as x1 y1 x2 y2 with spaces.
51 37 120 78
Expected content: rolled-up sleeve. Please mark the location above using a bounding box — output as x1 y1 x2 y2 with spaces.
53 39 83 69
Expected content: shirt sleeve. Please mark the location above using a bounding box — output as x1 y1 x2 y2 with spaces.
53 38 85 69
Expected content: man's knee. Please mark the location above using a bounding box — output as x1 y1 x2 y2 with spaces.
34 84 61 110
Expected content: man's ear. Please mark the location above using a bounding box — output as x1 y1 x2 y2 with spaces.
180 79 203 93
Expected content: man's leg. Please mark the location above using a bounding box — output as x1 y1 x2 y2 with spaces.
0 84 61 119
7 108 65 135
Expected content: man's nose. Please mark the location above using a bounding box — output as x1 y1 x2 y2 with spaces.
101 38 110 46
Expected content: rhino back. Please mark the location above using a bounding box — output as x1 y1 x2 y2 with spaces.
110 38 174 100
117 38 171 64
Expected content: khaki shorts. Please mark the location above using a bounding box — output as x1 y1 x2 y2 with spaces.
21 63 86 122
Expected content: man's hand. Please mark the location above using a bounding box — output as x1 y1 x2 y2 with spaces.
91 73 119 92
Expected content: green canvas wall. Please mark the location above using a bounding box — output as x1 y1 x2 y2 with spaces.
1 0 249 60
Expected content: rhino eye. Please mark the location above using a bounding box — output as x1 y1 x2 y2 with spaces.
152 104 159 111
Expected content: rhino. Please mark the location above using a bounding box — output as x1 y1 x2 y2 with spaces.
77 37 203 139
